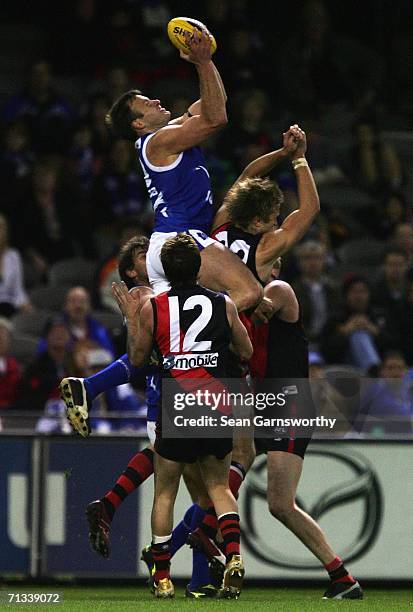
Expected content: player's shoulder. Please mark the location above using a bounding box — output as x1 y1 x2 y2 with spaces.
265 279 296 301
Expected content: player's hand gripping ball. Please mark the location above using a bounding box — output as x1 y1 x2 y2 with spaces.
167 17 217 55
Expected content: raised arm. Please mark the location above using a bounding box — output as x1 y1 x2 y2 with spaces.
256 127 320 263
148 30 227 156
213 127 299 230
112 281 154 368
225 296 253 361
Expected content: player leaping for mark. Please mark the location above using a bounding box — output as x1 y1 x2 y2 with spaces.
113 234 252 599
105 27 262 312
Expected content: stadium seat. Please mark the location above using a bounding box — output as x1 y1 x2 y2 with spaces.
29 285 70 311
9 332 38 365
49 258 96 290
12 310 53 338
338 239 385 266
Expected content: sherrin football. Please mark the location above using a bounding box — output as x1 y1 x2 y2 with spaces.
167 17 217 55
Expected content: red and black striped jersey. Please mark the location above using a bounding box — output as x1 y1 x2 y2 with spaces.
250 312 309 382
151 285 231 382
212 222 264 285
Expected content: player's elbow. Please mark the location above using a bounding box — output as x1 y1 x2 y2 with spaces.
204 112 228 129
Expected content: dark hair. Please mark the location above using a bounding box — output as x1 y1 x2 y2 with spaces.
118 235 149 284
381 350 406 364
342 274 369 295
105 89 143 141
161 234 201 288
224 177 283 229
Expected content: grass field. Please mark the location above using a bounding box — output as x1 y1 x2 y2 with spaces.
1 586 413 611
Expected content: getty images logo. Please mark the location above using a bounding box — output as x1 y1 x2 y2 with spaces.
163 353 219 371
242 448 383 569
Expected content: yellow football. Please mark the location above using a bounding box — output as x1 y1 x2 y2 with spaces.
167 17 217 55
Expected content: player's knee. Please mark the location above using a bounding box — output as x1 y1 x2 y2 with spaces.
268 498 294 523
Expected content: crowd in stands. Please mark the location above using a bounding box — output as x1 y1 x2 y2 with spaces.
0 0 412 433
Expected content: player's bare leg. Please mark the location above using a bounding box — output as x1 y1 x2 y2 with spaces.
267 451 363 599
150 453 184 598
199 241 263 312
198 453 244 599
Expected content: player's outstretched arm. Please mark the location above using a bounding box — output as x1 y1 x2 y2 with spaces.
225 296 253 361
212 127 299 230
257 126 320 263
149 30 227 155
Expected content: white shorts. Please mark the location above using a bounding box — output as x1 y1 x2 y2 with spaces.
146 230 217 294
147 420 156 445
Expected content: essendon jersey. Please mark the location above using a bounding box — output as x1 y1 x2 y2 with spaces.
250 309 309 381
152 285 231 382
212 223 264 285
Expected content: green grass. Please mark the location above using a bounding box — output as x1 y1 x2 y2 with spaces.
0 586 412 611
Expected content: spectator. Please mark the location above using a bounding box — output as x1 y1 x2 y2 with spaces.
11 162 91 282
399 279 413 366
359 351 413 435
80 346 146 434
0 121 34 215
17 317 72 413
0 214 32 317
392 223 413 270
363 192 412 240
0 317 22 410
41 286 114 355
292 241 339 348
2 59 72 155
218 89 273 175
320 276 394 372
355 123 402 193
278 0 383 123
373 249 409 321
92 139 149 228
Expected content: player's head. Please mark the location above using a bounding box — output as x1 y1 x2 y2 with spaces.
224 177 283 234
118 235 149 288
161 234 201 288
106 90 171 140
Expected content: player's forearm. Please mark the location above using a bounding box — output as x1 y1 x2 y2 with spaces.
125 317 144 367
238 148 288 181
295 163 320 220
196 61 227 126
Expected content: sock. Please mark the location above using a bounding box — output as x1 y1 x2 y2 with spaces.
218 512 241 561
84 353 140 401
170 504 204 556
325 556 356 584
198 462 246 539
152 534 172 582
102 448 154 521
229 461 246 499
188 505 210 590
200 506 218 539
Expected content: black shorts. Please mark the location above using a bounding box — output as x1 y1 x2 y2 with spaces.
155 436 233 464
255 436 311 459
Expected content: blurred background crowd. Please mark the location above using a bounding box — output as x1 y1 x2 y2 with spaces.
0 0 412 434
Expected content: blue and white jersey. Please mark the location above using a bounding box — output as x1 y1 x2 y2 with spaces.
136 132 214 233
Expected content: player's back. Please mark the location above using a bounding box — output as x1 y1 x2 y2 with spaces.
212 222 263 285
136 134 213 233
151 285 231 381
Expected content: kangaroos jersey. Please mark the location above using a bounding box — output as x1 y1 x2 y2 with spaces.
212 222 264 285
136 133 214 233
